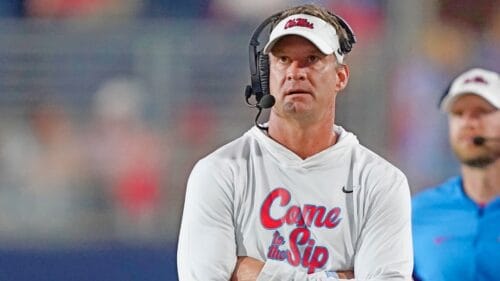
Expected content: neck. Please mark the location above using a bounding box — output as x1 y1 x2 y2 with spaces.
267 114 337 159
461 159 500 204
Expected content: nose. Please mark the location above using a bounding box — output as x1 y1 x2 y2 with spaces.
286 61 306 81
461 111 481 128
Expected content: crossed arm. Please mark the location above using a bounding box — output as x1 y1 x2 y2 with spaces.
231 256 355 281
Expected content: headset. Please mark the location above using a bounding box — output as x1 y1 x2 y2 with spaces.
244 10 357 129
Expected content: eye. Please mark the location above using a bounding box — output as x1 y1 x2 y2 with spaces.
479 107 496 115
450 109 463 117
278 56 290 64
307 55 319 63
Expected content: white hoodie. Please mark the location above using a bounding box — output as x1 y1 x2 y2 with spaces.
178 126 413 280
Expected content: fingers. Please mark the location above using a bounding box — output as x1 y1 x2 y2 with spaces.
336 270 355 279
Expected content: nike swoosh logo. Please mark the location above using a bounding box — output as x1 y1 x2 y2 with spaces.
434 236 452 245
342 186 353 193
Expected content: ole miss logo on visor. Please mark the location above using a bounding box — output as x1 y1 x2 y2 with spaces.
463 76 489 85
284 18 314 29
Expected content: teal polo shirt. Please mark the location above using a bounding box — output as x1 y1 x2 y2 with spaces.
412 176 500 281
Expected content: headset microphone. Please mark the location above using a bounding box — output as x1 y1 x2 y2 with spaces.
473 137 486 146
253 94 276 131
258 94 275 109
473 136 500 146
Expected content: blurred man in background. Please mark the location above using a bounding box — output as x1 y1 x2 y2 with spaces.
412 68 500 281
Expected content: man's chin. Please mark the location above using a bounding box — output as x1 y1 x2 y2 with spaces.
283 101 313 114
461 156 495 168
454 146 495 168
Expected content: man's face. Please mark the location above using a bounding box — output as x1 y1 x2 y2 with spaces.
448 94 500 167
268 35 348 122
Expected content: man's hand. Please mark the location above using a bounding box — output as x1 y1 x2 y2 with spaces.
231 256 355 280
336 270 355 279
231 256 264 281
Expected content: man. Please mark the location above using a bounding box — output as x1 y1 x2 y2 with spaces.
178 4 413 280
412 68 500 281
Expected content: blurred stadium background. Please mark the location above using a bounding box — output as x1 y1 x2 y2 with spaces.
0 0 498 280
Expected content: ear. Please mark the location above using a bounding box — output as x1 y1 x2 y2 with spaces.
335 64 349 92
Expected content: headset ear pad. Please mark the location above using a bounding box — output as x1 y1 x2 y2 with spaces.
338 27 353 55
331 14 356 56
258 53 270 98
340 38 352 55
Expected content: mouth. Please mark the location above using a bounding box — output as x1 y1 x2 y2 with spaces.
458 135 481 146
285 89 312 96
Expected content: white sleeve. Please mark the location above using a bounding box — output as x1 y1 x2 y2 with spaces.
177 158 237 281
256 171 413 281
353 170 413 280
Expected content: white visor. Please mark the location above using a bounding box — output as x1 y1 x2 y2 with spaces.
440 68 500 112
263 14 344 63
